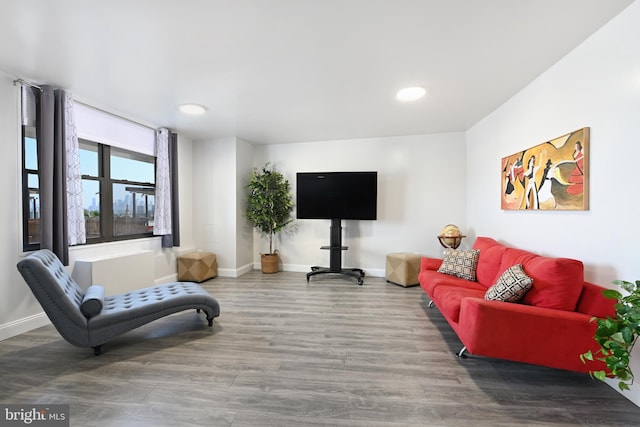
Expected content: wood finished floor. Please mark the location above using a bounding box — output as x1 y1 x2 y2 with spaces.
1 271 639 426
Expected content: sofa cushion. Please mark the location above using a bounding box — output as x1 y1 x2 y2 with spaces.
473 237 508 288
437 248 480 281
432 285 486 322
497 248 538 276
520 256 584 311
485 264 533 302
419 270 486 296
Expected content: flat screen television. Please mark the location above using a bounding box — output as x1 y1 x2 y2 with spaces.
296 171 377 220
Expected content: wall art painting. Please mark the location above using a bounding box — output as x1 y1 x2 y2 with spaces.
501 127 589 210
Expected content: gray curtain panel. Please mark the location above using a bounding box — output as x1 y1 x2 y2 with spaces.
36 85 69 265
162 132 180 248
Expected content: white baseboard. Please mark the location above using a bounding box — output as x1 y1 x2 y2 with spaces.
0 312 50 342
232 263 255 277
363 268 385 278
155 273 179 284
280 263 309 273
161 263 385 282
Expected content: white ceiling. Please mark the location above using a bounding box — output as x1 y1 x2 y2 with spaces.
0 0 634 144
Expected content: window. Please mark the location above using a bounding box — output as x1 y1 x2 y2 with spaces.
79 140 156 242
21 126 40 251
21 136 156 249
20 90 159 250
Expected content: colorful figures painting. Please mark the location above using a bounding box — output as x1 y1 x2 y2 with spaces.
501 128 589 210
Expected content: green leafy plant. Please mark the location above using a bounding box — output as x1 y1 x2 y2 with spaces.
246 163 294 255
581 279 640 391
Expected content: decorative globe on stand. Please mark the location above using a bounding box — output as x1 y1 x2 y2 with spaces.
437 224 466 250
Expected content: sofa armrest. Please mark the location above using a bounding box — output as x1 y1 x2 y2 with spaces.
456 297 607 373
420 257 443 271
576 281 615 318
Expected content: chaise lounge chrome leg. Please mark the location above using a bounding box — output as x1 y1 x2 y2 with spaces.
456 346 467 359
93 345 103 356
428 300 434 308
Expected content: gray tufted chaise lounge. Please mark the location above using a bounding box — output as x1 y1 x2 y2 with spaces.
17 249 220 355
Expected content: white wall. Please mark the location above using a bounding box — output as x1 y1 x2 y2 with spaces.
192 137 256 276
466 1 640 405
0 74 45 339
254 133 468 275
193 137 236 275
235 138 255 271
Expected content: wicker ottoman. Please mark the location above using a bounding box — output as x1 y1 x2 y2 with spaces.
386 252 421 287
178 252 217 283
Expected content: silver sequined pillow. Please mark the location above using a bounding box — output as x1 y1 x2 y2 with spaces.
485 264 533 302
437 248 480 281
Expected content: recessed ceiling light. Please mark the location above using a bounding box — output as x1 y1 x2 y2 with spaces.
396 86 426 102
179 104 207 115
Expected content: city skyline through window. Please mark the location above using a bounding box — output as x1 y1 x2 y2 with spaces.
23 136 156 243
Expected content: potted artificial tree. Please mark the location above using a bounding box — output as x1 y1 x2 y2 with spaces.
581 279 640 391
246 163 294 273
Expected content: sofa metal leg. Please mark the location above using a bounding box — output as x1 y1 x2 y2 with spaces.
92 345 103 356
428 300 434 308
456 346 467 358
206 316 214 327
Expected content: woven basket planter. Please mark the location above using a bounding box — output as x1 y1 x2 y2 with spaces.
261 253 280 274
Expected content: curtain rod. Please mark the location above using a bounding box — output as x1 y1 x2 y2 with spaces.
14 78 166 133
13 78 42 91
75 101 164 133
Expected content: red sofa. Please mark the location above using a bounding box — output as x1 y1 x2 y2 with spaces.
418 236 614 373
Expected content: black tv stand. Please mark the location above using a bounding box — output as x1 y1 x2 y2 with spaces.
306 218 365 285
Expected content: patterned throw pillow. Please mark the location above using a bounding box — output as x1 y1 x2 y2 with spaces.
485 264 534 302
437 248 480 281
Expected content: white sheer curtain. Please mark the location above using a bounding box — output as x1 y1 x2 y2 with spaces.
154 128 172 236
64 93 86 246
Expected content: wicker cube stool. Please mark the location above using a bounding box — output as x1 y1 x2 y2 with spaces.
178 252 217 283
386 252 421 287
